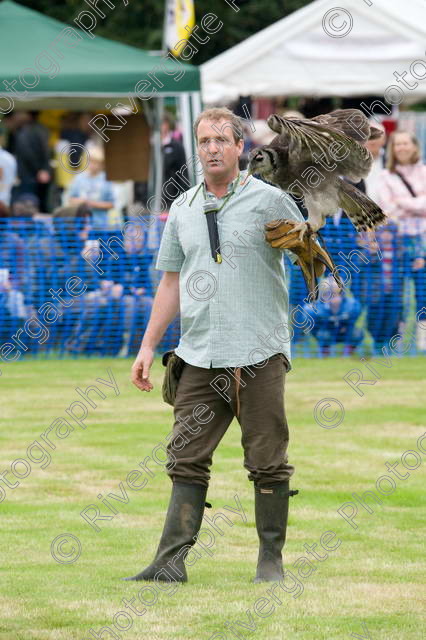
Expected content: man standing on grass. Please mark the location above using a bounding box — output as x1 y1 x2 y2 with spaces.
124 107 322 584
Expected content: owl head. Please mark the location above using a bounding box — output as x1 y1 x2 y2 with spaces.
247 147 278 179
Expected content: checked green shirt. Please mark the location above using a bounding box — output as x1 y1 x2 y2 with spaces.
155 169 304 369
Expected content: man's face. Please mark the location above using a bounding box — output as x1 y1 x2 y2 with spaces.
196 118 243 180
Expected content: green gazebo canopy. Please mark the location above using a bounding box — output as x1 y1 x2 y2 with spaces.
0 0 200 109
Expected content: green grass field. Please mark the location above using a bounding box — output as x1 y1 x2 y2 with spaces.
0 356 425 640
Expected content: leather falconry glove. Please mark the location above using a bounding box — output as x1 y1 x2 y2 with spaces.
264 219 343 300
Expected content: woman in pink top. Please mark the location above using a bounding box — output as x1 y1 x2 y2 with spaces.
377 131 426 350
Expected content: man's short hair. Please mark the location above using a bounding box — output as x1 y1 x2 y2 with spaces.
193 107 244 144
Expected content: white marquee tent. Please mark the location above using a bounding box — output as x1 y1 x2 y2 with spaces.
201 0 426 105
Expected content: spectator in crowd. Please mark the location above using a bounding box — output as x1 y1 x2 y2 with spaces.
9 112 52 212
62 223 173 357
73 239 103 293
67 146 116 240
0 202 26 294
47 235 98 354
364 122 386 203
50 205 92 345
6 195 41 308
0 199 78 354
0 126 17 207
52 203 91 265
105 225 154 296
0 266 26 347
304 278 364 356
11 193 64 308
0 198 59 337
161 112 188 212
2 195 83 352
60 112 92 160
377 131 426 350
54 112 94 200
363 222 404 353
102 225 155 356
0 204 32 349
154 112 189 249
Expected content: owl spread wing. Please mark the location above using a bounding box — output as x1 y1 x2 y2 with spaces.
310 109 383 143
267 114 372 182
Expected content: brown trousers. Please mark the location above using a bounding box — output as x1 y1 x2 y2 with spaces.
165 353 294 488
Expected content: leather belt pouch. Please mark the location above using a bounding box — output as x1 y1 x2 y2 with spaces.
161 350 185 406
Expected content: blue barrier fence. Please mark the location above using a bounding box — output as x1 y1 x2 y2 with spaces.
0 216 425 362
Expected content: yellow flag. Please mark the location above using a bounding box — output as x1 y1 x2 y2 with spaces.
165 0 195 57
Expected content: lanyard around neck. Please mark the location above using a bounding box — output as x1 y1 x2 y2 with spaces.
197 172 241 264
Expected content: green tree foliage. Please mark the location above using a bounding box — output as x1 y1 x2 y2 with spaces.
14 0 309 64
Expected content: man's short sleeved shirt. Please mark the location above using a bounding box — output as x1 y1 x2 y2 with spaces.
155 170 304 369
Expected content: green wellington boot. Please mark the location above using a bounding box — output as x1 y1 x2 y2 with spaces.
123 482 208 583
253 481 298 583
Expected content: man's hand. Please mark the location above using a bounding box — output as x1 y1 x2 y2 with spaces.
131 346 154 392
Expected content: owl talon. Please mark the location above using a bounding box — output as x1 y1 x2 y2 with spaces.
285 221 311 243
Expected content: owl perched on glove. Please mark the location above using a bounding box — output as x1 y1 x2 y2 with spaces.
247 109 387 241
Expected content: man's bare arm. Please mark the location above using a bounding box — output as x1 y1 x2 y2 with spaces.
131 271 180 392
